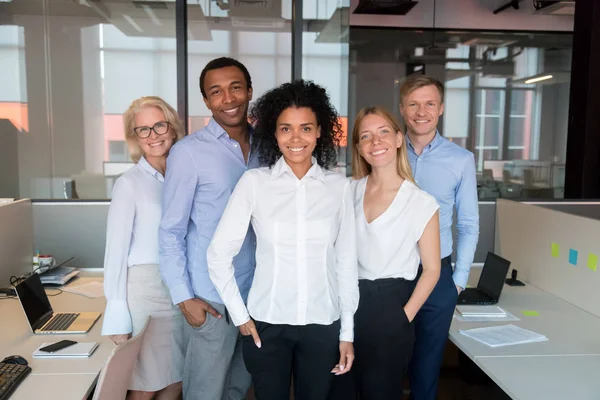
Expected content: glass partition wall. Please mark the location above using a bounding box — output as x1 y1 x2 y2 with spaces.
349 28 573 200
0 1 573 200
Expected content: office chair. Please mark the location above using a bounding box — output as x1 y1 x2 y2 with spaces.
91 317 150 400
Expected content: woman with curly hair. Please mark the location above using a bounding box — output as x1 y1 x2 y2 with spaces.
207 80 359 400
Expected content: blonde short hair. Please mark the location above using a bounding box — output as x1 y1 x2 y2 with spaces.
351 106 415 184
123 96 185 163
400 74 445 104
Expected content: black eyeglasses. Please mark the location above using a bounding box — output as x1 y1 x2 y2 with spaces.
133 121 171 138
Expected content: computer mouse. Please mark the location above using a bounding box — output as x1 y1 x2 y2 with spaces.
2 355 28 365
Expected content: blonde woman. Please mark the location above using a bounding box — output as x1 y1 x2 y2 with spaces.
350 106 441 399
102 96 185 400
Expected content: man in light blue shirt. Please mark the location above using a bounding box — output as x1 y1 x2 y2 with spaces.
400 74 479 400
159 57 258 400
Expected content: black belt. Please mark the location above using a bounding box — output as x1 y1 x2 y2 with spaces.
441 255 452 267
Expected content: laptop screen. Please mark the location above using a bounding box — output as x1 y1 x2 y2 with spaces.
15 273 53 329
478 252 511 300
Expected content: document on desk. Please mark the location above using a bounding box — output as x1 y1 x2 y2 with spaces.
459 324 548 347
33 342 99 358
62 281 104 298
457 305 507 317
454 309 520 322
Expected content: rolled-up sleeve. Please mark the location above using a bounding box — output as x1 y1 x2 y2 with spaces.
159 144 197 305
453 152 480 289
102 178 134 336
207 172 255 326
335 180 359 342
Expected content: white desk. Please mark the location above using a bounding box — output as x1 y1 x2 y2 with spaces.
449 284 600 399
450 284 600 359
0 275 112 400
10 374 100 400
477 355 600 400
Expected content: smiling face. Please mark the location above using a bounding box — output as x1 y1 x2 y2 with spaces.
134 106 175 160
275 106 321 174
356 113 403 170
399 84 444 139
202 66 253 130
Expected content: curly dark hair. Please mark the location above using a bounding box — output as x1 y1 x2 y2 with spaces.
250 80 342 169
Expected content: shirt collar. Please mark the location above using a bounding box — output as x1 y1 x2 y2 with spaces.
270 156 326 183
406 131 443 155
206 118 228 138
138 156 164 183
206 117 254 141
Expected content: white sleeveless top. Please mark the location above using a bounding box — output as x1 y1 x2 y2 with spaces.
352 177 440 281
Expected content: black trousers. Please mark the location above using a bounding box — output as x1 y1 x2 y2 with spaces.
351 277 415 400
242 319 341 400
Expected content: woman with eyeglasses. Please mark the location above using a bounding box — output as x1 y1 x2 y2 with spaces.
101 96 186 400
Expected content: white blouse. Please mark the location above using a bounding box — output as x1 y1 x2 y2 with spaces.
207 157 359 342
101 157 164 336
353 177 439 281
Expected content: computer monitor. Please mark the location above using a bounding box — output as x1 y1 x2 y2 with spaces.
478 252 511 300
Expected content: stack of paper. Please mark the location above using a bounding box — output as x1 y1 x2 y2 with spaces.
40 266 79 285
459 324 548 347
456 305 507 318
62 281 104 298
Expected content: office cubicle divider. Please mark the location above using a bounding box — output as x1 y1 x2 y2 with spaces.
32 202 109 270
31 200 600 271
495 199 600 319
0 199 34 286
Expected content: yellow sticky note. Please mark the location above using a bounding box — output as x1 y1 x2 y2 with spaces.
551 243 560 258
521 310 540 317
588 253 598 272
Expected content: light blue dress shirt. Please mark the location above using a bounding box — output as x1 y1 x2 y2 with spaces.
159 118 259 305
406 132 479 289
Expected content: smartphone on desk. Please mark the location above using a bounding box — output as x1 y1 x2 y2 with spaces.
39 340 77 353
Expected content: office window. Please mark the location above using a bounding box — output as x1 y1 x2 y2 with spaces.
186 1 293 134
108 141 130 163
349 28 572 200
302 0 350 173
474 89 504 170
0 0 177 199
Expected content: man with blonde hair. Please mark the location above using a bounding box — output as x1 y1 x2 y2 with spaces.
400 74 479 400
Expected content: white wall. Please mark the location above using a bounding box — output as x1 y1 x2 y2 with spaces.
350 0 574 31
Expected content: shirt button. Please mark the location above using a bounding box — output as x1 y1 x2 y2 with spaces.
232 143 239 148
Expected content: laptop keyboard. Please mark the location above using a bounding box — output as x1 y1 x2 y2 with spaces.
41 313 80 331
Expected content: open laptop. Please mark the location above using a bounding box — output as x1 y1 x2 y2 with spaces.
15 273 101 334
458 252 511 305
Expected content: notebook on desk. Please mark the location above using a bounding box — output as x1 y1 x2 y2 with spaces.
32 342 99 358
15 273 101 334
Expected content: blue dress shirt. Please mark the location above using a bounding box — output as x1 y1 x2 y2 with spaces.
406 132 479 289
159 118 259 305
